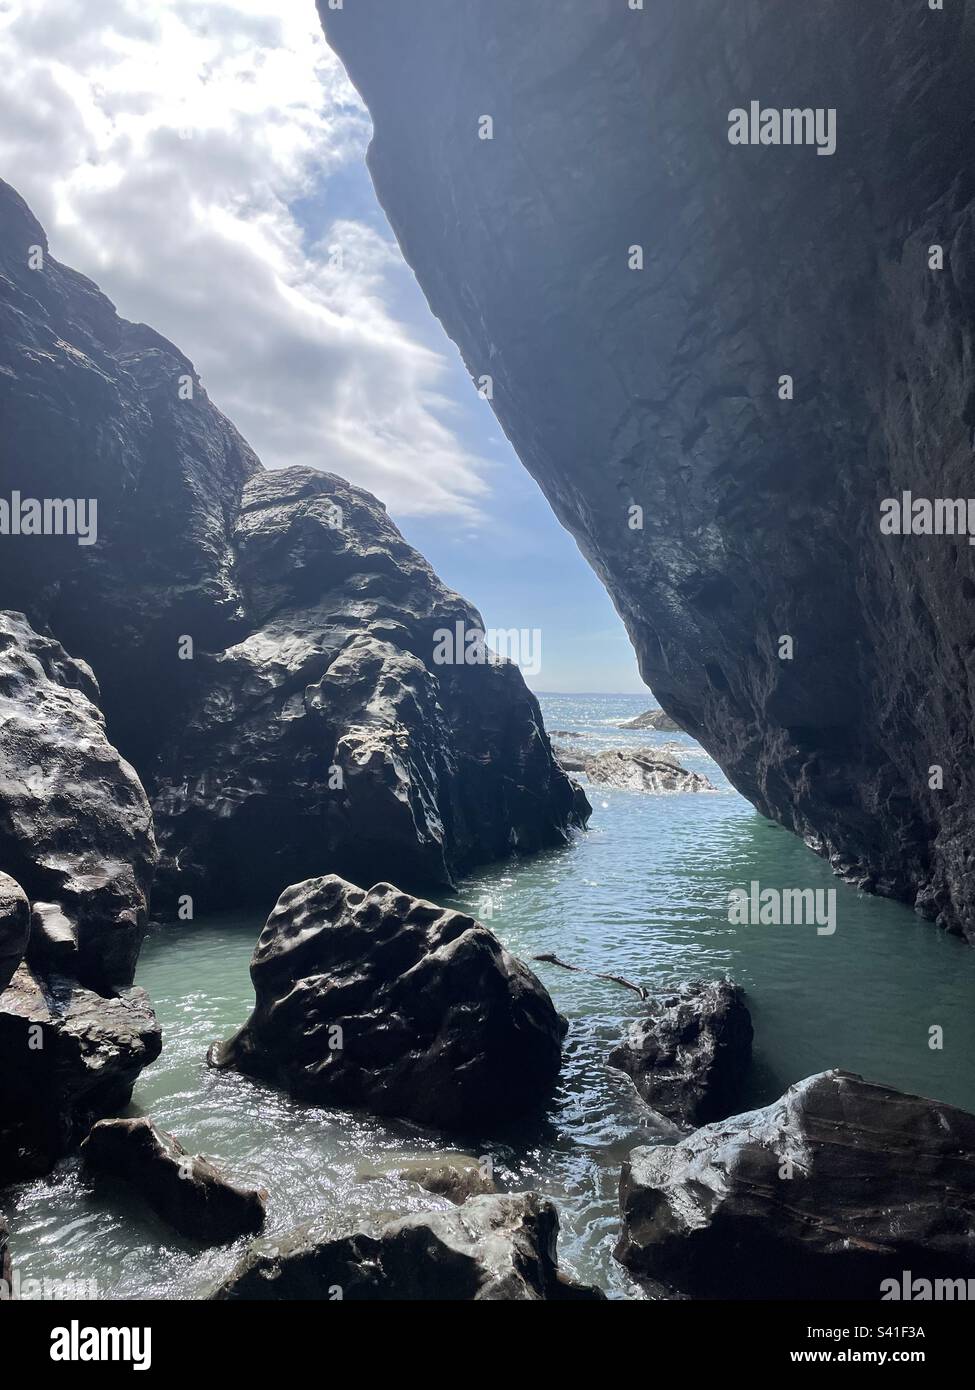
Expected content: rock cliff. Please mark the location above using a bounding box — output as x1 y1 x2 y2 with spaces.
0 180 585 913
321 1 975 939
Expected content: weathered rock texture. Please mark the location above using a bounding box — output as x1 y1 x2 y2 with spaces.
0 180 585 912
609 980 752 1127
0 964 161 1181
321 1 975 939
583 749 714 795
0 872 29 995
81 1117 266 1245
150 467 587 906
209 875 567 1132
213 1192 602 1300
617 1070 975 1299
0 612 156 991
619 709 683 734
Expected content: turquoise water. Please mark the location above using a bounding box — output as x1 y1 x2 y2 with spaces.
6 693 975 1299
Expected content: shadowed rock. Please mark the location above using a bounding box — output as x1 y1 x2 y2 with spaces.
320 1 975 940
0 873 29 994
81 1117 266 1245
616 1070 975 1299
609 980 753 1127
209 875 567 1132
0 612 157 992
150 468 588 907
0 182 586 916
0 965 161 1182
213 1193 603 1300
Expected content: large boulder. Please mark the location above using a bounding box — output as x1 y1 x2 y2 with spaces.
150 468 588 909
0 612 157 992
609 980 752 1127
209 875 567 1132
81 1117 266 1245
0 873 29 994
0 965 161 1182
616 1070 975 1299
0 182 587 916
321 2 975 941
213 1193 603 1300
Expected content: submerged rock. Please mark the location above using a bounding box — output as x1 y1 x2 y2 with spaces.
609 980 752 1127
617 1070 975 1299
81 1117 266 1245
209 875 567 1132
321 3 975 940
0 965 161 1182
0 612 157 992
213 1192 603 1300
0 873 29 994
397 1158 497 1205
583 749 714 794
619 709 683 734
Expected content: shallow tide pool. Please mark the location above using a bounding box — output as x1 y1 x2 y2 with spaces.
7 694 975 1299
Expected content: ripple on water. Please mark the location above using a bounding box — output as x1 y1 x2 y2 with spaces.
6 694 975 1299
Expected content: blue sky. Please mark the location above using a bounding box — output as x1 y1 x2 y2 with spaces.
0 0 646 694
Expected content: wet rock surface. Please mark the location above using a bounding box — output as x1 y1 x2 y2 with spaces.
0 612 157 992
0 965 161 1182
0 873 29 995
609 979 753 1127
209 875 567 1132
81 1117 266 1245
151 468 587 908
213 1192 603 1300
321 1 975 940
0 182 584 914
558 746 714 794
616 1069 975 1299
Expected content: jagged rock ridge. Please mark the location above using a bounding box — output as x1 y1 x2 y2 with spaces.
321 0 975 940
0 180 586 912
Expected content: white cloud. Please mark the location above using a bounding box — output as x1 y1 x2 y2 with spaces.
0 0 490 518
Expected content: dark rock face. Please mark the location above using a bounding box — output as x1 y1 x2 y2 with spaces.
81 1117 266 1245
0 180 259 775
151 468 587 907
608 980 752 1127
0 181 585 913
209 875 567 1132
0 612 156 992
0 1206 9 1290
0 872 29 994
616 1070 975 1299
620 709 682 734
321 2 975 939
0 965 161 1181
213 1192 603 1300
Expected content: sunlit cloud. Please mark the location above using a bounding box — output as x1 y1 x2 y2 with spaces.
0 0 490 518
